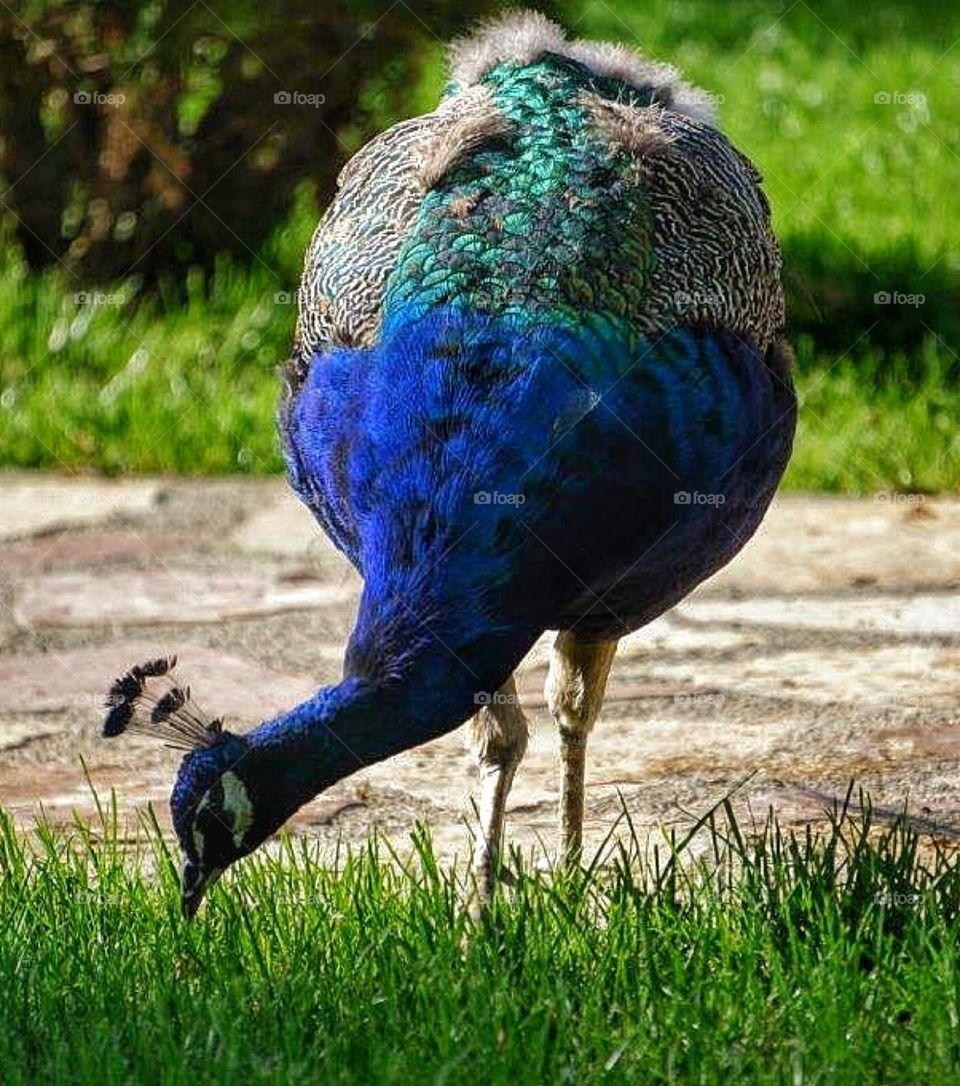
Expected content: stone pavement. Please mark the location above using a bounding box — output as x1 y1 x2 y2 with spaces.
1 470 959 865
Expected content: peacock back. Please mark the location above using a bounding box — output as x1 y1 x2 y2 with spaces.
289 10 784 393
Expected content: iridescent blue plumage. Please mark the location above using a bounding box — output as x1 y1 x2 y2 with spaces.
284 306 793 645
105 12 795 914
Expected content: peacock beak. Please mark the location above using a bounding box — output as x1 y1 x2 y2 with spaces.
180 859 221 919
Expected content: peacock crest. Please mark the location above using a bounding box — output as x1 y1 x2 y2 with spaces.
103 656 225 752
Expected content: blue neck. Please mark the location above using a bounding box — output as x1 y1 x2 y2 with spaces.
270 305 575 818
244 603 535 823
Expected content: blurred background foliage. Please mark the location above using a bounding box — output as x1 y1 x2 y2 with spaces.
0 0 530 280
0 0 957 487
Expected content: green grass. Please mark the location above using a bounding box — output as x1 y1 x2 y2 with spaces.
3 790 960 1083
0 0 957 489
0 190 315 475
0 260 290 475
573 0 959 271
786 338 960 492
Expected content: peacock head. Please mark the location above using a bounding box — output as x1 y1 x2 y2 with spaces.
102 656 271 917
170 737 264 917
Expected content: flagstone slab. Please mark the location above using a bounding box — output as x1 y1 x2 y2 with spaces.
229 489 960 597
0 527 188 583
231 489 362 592
3 481 960 868
13 568 356 627
0 719 64 753
0 762 169 826
706 495 960 593
646 642 960 709
0 641 317 724
678 591 960 636
232 488 322 557
0 475 160 541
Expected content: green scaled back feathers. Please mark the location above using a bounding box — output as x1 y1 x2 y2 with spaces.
290 9 783 388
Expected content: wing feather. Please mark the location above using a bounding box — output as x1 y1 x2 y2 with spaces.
289 85 510 387
579 91 784 348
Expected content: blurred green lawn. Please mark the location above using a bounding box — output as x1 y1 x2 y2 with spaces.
1 0 957 491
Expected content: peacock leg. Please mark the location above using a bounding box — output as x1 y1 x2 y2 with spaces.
468 674 528 905
545 630 618 868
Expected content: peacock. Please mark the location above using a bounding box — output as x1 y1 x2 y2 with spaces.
103 10 795 917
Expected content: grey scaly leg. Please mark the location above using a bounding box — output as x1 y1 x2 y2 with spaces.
468 674 528 905
545 630 618 867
